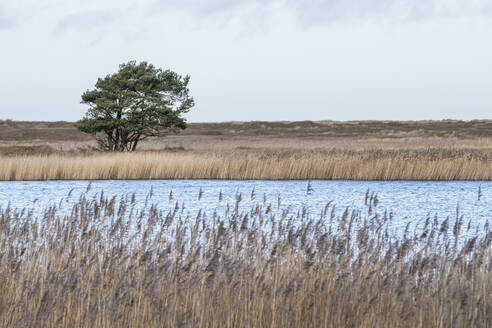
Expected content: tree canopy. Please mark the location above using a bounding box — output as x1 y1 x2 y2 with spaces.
77 61 194 151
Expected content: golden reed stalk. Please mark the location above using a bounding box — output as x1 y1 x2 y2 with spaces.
0 150 491 180
0 189 490 327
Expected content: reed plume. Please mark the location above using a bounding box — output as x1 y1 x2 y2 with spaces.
0 188 490 327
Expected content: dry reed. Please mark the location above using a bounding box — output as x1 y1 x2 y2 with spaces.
0 189 490 327
0 149 491 181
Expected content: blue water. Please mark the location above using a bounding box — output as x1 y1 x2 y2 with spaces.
0 180 490 237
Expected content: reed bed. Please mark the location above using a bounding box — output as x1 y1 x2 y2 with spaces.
0 149 491 180
0 189 490 327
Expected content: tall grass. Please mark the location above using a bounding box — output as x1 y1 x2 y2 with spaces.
0 149 491 180
0 189 490 327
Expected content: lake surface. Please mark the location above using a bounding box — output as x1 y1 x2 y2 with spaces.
0 180 490 238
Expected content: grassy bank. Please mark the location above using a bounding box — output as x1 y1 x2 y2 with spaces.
0 149 491 180
2 119 492 142
0 190 490 327
1 119 491 181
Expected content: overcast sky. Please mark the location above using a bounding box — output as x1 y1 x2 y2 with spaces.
1 0 491 122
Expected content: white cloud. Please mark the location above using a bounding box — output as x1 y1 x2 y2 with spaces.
145 0 492 25
56 10 117 34
283 0 492 26
0 7 14 29
0 0 491 121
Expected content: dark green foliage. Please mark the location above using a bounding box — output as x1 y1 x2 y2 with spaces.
77 61 194 151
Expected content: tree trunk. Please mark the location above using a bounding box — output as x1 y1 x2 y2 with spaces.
131 135 141 151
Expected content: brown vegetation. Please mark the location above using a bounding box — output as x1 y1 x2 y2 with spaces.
2 119 492 141
0 119 491 180
0 190 490 327
0 149 491 180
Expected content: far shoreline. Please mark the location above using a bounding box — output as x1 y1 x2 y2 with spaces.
1 119 491 181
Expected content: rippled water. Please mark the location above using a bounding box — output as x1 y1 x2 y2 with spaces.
0 180 490 237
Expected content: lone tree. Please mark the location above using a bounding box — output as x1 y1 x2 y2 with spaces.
77 61 194 151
